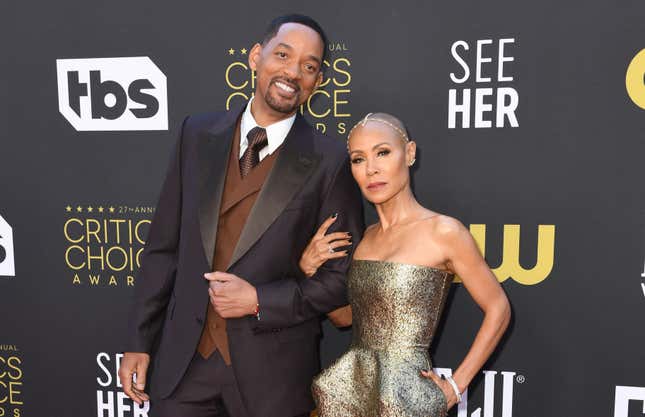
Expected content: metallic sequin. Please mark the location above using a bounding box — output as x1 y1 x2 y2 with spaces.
313 259 454 417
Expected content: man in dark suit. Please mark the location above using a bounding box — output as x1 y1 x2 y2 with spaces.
118 14 364 417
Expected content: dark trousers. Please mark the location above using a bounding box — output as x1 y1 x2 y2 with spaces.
150 351 250 417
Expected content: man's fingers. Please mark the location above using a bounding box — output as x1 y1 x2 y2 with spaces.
134 364 147 393
315 214 338 238
204 271 234 282
121 374 137 402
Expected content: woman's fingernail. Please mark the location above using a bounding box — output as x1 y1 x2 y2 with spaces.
331 212 338 218
347 232 352 238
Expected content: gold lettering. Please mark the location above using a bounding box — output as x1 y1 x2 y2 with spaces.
307 90 331 118
85 219 101 243
333 58 351 87
86 246 105 271
106 246 128 271
225 62 249 90
462 224 555 285
226 92 249 110
333 90 351 117
108 219 126 244
8 382 21 405
318 60 331 88
65 245 85 270
6 358 20 381
63 218 83 243
134 220 150 244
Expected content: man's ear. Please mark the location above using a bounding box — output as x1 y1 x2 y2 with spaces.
248 43 262 71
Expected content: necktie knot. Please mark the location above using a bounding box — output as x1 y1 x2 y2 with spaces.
240 126 268 178
247 126 268 151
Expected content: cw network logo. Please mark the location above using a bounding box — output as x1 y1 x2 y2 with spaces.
455 224 555 286
0 214 15 277
56 57 168 131
435 367 522 417
614 386 645 417
626 48 645 110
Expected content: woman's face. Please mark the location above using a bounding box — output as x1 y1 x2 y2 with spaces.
347 122 415 204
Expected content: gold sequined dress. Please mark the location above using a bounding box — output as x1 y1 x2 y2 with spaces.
312 259 453 417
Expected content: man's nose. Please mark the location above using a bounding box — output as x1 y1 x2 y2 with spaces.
283 61 301 80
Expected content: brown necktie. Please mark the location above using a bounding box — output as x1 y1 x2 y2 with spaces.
240 126 268 177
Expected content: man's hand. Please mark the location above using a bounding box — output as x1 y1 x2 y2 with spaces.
118 352 150 405
205 271 258 318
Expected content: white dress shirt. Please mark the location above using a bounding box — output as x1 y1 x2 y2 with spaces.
239 97 296 161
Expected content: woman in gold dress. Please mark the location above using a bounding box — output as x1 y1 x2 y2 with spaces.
298 113 511 417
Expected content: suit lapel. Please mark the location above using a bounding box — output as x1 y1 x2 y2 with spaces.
227 115 320 269
198 107 243 269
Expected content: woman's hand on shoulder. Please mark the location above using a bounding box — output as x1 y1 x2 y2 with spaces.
299 214 352 277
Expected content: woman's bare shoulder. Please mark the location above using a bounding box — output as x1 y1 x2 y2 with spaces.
421 212 468 240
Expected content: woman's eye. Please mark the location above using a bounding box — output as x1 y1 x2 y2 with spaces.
276 51 287 58
377 149 390 157
351 157 364 164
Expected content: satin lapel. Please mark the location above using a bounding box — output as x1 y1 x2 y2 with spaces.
198 108 243 269
227 116 321 269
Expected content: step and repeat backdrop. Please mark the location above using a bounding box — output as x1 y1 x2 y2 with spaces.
2 1 645 416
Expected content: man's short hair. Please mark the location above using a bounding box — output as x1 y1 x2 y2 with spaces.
261 14 329 66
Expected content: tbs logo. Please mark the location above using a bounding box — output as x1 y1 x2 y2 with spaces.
56 57 168 131
614 386 645 417
0 214 15 277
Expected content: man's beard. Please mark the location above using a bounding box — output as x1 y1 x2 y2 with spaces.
264 79 301 114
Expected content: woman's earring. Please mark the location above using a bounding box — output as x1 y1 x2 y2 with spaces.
409 158 416 167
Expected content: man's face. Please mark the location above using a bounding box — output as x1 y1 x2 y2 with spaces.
249 23 324 116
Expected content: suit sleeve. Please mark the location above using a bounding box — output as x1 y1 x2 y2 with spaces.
125 116 188 353
253 154 364 330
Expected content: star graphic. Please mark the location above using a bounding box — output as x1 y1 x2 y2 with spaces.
228 48 235 55
241 48 247 55
98 206 104 213
109 206 115 213
87 206 93 213
76 206 83 212
66 206 72 212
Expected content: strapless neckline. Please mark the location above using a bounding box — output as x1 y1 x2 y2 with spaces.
352 258 452 275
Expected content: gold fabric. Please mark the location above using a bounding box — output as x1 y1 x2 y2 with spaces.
312 259 453 417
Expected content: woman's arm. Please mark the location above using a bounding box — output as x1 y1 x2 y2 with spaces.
424 217 511 408
298 215 354 327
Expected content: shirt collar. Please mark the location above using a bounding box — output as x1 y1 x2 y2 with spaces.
240 96 296 156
